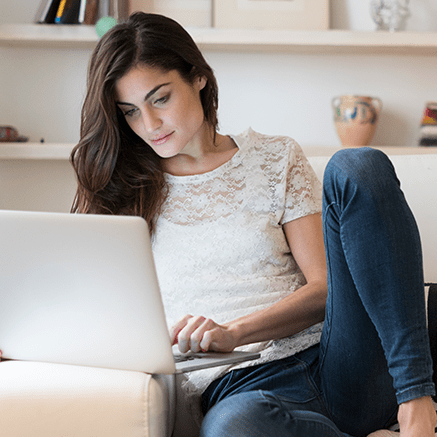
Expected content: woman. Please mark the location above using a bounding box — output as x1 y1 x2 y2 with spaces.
70 12 436 437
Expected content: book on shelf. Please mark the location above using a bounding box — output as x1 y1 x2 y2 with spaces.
35 0 100 25
34 0 62 23
98 0 110 19
97 1 128 22
54 0 82 24
78 0 87 23
81 0 99 24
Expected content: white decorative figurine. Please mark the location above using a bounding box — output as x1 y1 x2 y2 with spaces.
370 0 411 32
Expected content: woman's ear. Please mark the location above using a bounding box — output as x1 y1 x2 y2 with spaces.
197 75 207 91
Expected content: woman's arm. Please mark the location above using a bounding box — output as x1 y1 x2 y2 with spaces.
170 213 327 353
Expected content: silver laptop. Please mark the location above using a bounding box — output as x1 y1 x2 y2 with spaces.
0 210 259 374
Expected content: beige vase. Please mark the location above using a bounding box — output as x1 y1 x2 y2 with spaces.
332 95 382 147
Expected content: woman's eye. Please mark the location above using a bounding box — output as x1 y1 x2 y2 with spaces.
154 95 169 105
124 108 138 117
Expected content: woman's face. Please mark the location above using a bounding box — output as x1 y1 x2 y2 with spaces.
115 65 207 159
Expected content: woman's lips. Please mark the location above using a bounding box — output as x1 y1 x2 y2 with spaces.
151 132 174 146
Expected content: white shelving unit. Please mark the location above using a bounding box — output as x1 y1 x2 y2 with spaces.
1 19 436 212
1 23 436 160
1 23 437 55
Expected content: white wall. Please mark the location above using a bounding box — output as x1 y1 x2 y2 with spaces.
1 0 437 147
0 160 77 212
210 50 436 147
0 47 89 144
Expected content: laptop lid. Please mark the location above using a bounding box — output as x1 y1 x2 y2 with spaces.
0 210 260 374
0 210 176 374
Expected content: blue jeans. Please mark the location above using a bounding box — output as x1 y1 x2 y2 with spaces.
200 148 435 437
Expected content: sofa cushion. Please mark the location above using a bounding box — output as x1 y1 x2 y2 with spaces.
390 155 437 283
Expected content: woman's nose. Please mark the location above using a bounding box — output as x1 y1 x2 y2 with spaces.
143 109 162 133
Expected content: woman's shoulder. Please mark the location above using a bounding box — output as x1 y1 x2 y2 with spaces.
233 128 305 163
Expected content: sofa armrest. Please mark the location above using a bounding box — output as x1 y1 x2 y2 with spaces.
0 361 175 437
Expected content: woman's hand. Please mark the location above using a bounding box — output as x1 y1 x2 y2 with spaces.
170 315 237 353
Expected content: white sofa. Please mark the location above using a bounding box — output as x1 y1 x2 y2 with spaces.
1 147 437 437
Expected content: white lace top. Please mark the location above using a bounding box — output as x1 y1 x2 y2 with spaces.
152 128 323 413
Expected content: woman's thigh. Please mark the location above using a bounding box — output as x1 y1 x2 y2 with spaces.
202 347 328 417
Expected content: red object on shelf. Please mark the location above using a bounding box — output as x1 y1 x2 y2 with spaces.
0 126 29 142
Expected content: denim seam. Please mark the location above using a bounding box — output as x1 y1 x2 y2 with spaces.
283 358 321 404
268 398 346 437
318 201 341 427
292 354 323 399
319 201 336 373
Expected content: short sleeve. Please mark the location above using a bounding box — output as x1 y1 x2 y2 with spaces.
281 141 323 225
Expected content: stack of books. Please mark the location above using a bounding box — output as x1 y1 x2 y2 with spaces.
419 102 437 147
34 0 102 25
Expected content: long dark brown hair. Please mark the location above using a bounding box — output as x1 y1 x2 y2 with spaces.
70 12 219 232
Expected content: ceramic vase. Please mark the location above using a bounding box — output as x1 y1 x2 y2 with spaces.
332 95 382 147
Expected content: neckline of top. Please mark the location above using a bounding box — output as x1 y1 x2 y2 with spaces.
163 129 250 182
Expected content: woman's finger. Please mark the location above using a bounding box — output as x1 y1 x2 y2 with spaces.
169 314 193 346
189 318 217 352
176 315 208 353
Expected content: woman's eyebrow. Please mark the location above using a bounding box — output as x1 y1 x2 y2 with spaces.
116 82 171 106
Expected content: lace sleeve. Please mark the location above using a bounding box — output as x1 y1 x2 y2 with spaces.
281 140 323 225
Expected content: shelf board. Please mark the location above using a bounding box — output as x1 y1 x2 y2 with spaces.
0 143 74 160
193 28 437 55
0 24 437 54
1 142 436 161
0 24 98 49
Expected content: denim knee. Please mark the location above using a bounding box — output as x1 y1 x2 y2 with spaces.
323 147 397 189
200 390 346 437
200 391 278 437
322 148 402 214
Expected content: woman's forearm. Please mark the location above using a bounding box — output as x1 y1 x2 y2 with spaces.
224 279 327 348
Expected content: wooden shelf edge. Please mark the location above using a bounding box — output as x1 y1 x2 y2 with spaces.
1 24 437 54
191 28 437 55
0 143 75 160
0 24 98 49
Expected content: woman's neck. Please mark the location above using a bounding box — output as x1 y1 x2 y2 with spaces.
163 132 238 177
